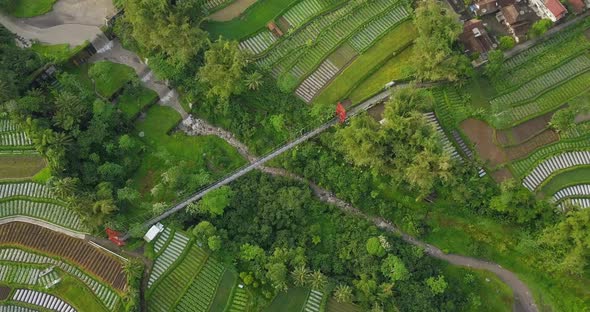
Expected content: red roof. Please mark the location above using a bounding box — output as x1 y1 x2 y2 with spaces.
568 0 585 13
545 0 567 17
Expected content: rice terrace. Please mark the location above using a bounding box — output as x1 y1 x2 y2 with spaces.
1 0 590 310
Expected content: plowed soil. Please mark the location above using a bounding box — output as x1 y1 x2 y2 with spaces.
460 118 507 167
0 286 10 300
491 168 514 183
496 111 554 146
504 129 559 160
0 222 126 291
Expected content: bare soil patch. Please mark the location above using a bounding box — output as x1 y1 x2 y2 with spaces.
0 155 46 180
491 168 513 183
0 286 11 300
208 0 257 22
575 112 590 123
0 222 127 291
504 129 559 160
460 118 507 167
496 111 554 146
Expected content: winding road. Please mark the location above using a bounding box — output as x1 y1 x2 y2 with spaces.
0 5 540 311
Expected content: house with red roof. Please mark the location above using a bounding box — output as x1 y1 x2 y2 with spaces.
531 0 567 21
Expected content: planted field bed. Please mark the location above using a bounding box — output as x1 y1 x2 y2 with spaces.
491 54 590 110
491 71 590 129
226 286 249 312
282 0 325 29
204 0 234 11
239 31 278 55
510 135 590 178
424 112 461 160
0 155 46 180
521 151 590 191
175 257 225 312
0 305 37 312
494 32 590 91
147 231 190 288
0 222 126 291
431 88 469 127
295 59 340 102
0 263 41 286
558 197 590 209
554 184 590 201
326 296 361 312
11 289 75 312
303 290 323 312
348 6 409 52
0 200 84 232
0 183 56 200
148 245 208 311
0 248 120 310
0 132 32 148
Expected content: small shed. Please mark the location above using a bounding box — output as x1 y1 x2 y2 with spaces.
144 223 164 242
267 22 284 37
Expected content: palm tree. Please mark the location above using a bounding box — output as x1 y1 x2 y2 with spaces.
309 270 327 291
333 284 353 303
244 71 263 91
291 265 310 287
50 177 79 198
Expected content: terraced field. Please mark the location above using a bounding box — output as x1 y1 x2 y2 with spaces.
0 119 33 152
148 245 209 311
0 222 127 291
0 247 121 310
0 181 86 232
232 0 410 102
175 257 225 312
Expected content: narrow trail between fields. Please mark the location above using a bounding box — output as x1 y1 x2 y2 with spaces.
208 0 258 22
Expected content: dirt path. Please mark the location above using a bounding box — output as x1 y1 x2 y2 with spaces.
258 167 538 312
208 0 257 22
89 39 189 118
23 0 115 28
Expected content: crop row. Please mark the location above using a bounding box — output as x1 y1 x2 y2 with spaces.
0 119 19 132
522 151 590 191
0 199 85 232
148 230 190 288
491 54 590 108
0 247 119 310
491 71 590 128
0 132 32 147
510 134 590 178
285 0 404 81
149 245 208 311
494 33 590 91
175 257 225 312
226 286 249 312
239 31 277 55
0 263 40 285
282 0 325 29
348 6 409 52
0 182 56 200
503 29 589 71
12 289 75 312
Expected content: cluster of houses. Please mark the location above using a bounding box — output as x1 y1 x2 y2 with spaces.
457 0 589 62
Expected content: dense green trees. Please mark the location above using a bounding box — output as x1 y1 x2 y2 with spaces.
335 87 454 199
198 39 247 103
412 0 470 81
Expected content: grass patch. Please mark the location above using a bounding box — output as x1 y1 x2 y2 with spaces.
204 0 299 39
264 287 309 312
348 45 415 104
312 21 416 108
89 61 136 99
117 85 158 120
128 105 246 218
31 43 86 63
50 275 113 312
424 202 590 311
2 0 57 17
31 166 51 183
209 269 237 312
444 265 513 312
539 166 590 196
0 155 46 180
